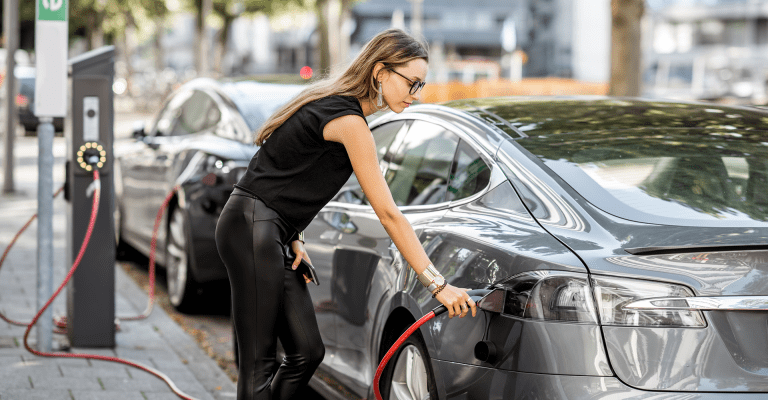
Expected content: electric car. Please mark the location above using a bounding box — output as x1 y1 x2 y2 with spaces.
300 97 768 399
113 78 305 311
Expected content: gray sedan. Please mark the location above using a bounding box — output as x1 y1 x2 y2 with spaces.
302 97 768 399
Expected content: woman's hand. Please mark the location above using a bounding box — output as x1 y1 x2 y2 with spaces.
435 285 477 318
290 240 314 284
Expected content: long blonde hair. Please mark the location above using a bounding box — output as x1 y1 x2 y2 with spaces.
255 29 428 145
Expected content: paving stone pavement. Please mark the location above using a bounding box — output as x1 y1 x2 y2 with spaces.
0 137 237 400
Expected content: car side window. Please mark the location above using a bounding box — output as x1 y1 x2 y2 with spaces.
169 90 221 136
332 121 406 204
446 140 491 202
151 90 193 137
385 121 459 206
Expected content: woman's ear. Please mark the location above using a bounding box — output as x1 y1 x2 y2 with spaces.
373 62 386 82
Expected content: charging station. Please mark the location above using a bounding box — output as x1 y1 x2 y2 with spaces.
65 46 116 347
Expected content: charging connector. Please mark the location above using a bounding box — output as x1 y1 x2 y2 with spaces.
76 142 107 171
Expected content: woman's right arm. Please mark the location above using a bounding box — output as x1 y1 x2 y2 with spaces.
323 115 476 318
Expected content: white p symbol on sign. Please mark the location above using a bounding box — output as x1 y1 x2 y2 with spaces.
42 0 63 11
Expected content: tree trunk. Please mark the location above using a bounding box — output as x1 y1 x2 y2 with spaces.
123 13 137 79
316 0 331 77
340 0 353 65
609 0 644 96
195 0 212 76
214 16 234 76
154 17 165 72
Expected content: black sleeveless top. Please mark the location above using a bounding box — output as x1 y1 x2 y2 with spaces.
236 95 366 233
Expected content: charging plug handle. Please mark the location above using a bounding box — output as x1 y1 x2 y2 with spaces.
432 289 494 316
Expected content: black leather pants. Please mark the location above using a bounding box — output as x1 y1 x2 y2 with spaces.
215 188 324 400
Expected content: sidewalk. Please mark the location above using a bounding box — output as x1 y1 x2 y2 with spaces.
0 137 236 399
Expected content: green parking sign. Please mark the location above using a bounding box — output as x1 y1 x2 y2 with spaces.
38 0 67 21
36 0 68 117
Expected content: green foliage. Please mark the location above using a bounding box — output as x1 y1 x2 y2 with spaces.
68 0 168 41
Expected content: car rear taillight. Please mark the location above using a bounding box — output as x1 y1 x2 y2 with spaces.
497 271 599 324
200 155 246 187
16 93 29 107
592 275 705 327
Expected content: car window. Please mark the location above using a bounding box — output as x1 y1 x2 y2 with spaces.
385 121 459 206
151 89 193 137
169 90 220 136
373 121 408 171
332 121 406 205
446 140 491 202
519 129 768 224
427 236 507 286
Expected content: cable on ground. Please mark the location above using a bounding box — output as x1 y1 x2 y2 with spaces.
1 171 195 400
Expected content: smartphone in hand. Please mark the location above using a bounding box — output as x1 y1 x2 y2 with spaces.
283 244 319 285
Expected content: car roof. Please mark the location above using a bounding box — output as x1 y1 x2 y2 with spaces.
440 96 768 139
173 78 306 133
219 80 305 109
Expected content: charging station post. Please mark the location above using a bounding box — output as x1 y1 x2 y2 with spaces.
65 46 116 347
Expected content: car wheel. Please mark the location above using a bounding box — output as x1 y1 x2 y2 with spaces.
166 207 200 312
383 335 438 400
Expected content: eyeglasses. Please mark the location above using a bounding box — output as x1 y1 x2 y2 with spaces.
389 69 426 95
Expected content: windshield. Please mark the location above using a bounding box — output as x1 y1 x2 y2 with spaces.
518 129 768 225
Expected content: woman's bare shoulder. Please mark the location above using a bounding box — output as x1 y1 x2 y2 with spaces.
323 114 370 144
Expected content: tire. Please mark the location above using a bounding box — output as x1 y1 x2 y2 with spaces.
380 334 438 400
166 207 201 312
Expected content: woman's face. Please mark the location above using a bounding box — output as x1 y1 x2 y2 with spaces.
382 58 428 113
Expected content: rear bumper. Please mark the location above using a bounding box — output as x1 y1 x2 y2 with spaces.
434 360 768 399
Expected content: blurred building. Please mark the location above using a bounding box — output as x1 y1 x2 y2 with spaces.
130 1 613 85
349 0 610 83
644 0 768 104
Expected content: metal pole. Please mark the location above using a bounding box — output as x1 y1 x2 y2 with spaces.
3 0 18 194
37 117 54 352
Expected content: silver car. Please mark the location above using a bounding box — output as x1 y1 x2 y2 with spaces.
301 97 768 399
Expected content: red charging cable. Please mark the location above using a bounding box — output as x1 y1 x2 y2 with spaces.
373 306 444 400
373 289 490 400
1 181 179 329
0 185 64 327
1 170 196 400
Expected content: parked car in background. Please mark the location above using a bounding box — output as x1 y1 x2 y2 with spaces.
113 77 305 311
13 66 65 133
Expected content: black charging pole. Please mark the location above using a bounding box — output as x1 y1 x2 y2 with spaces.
65 46 116 347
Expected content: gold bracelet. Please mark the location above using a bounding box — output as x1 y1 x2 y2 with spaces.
431 281 448 298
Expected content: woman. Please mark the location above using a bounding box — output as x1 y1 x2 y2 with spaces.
215 28 477 400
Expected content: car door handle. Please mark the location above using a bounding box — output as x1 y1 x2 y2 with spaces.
623 296 768 311
156 154 168 161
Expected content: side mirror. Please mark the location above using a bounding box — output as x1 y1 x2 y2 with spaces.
132 121 146 140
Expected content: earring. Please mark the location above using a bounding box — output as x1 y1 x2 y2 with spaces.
377 81 383 107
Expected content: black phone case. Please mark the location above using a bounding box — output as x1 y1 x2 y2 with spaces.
283 244 319 285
